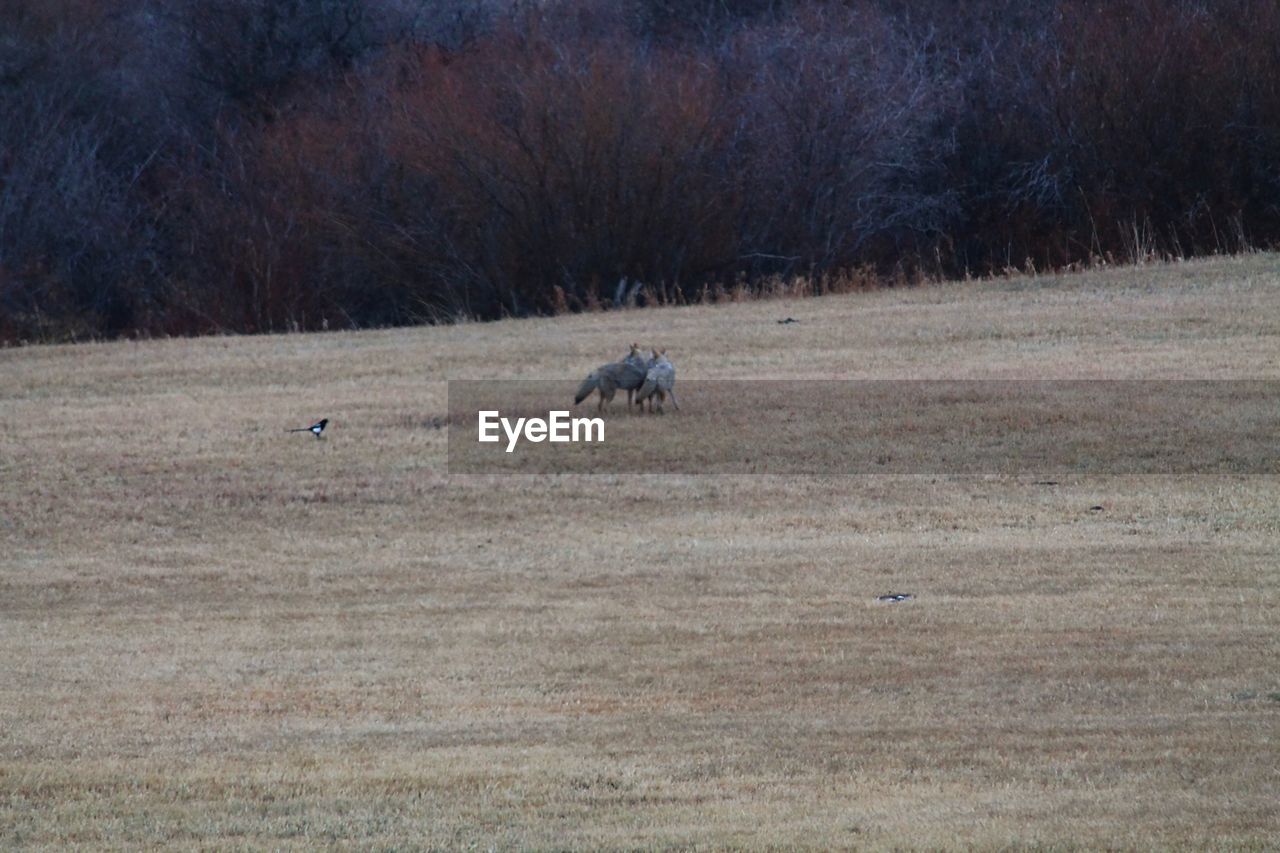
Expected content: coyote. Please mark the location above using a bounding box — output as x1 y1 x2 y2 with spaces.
574 343 648 412
634 349 679 413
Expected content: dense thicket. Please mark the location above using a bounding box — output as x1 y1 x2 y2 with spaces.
3 0 1279 340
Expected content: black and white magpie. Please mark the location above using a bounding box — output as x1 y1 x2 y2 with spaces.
288 418 328 438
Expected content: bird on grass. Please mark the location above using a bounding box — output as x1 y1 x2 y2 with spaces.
288 418 328 438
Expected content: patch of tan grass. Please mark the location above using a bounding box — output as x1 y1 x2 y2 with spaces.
2 255 1279 848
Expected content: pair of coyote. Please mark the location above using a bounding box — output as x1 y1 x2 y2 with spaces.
574 344 679 413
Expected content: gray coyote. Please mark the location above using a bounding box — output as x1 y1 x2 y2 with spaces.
634 349 679 413
574 344 648 412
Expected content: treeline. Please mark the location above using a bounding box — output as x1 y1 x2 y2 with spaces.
3 0 1279 341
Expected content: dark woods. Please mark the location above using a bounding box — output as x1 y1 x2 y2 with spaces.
3 0 1279 341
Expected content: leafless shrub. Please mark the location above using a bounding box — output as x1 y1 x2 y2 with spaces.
722 5 953 278
5 0 1280 340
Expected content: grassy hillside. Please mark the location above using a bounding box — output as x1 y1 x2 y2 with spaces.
2 255 1279 848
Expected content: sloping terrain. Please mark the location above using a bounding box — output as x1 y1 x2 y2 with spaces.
2 255 1278 848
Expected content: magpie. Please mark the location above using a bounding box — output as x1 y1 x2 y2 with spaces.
288 418 328 438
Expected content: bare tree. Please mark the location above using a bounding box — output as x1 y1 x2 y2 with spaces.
724 5 952 277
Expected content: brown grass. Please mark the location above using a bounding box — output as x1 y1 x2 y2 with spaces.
2 255 1279 849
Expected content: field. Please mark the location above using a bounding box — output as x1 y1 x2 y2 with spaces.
2 255 1279 848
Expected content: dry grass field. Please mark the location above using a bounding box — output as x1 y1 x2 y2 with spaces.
2 255 1279 849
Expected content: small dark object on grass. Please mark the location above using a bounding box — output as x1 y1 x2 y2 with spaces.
1088 505 1104 512
288 418 329 438
1034 480 1059 486
777 317 799 324
877 593 913 603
